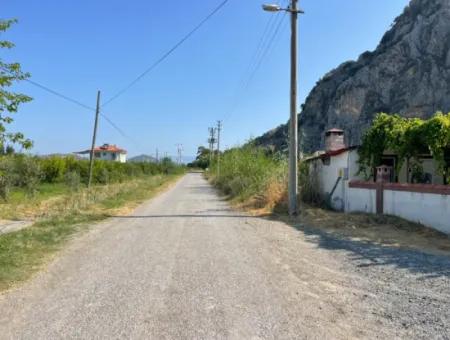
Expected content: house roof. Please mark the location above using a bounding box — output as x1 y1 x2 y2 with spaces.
75 144 127 155
303 146 359 162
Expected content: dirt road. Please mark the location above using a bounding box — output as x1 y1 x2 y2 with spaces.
0 173 449 339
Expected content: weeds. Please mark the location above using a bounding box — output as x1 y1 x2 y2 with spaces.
208 145 288 211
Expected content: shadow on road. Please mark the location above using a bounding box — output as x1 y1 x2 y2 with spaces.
290 223 450 279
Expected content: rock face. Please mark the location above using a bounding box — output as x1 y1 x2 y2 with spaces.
255 0 450 153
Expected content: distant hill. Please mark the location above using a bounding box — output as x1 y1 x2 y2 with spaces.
128 154 158 163
255 0 450 153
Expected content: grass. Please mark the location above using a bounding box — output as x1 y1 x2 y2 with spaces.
208 145 288 211
0 173 183 292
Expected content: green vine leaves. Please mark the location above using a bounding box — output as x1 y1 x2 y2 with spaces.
358 112 450 180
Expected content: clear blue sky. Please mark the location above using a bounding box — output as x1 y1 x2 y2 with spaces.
3 0 409 159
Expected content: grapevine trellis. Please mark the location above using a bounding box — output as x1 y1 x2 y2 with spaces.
358 112 450 183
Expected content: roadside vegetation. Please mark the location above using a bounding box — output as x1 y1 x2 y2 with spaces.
0 154 180 204
206 144 288 211
204 143 321 211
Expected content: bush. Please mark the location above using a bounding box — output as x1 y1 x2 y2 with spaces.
40 156 67 183
299 161 324 206
0 154 184 196
0 156 16 201
15 156 42 197
64 171 81 192
209 145 287 209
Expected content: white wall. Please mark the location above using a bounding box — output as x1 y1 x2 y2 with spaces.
345 184 377 214
96 152 127 163
307 148 450 234
322 153 347 211
384 190 450 234
118 153 127 163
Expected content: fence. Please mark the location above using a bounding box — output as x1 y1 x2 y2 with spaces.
346 181 450 234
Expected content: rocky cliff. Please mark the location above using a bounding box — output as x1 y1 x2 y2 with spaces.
255 0 450 153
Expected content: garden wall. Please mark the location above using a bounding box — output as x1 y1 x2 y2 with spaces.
347 181 450 234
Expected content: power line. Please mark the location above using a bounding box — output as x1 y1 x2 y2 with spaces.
221 7 288 123
242 12 287 92
1 66 141 149
27 79 95 112
102 0 230 108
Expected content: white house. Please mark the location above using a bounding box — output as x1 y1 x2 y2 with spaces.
304 129 361 211
304 129 450 234
75 144 127 163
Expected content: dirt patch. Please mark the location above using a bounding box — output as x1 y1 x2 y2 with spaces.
0 220 33 235
278 205 450 258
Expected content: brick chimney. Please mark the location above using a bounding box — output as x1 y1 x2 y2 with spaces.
325 128 345 152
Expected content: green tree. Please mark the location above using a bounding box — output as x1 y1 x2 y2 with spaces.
0 19 33 151
187 146 212 169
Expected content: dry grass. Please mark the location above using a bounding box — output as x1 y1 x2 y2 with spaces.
286 204 450 257
0 174 183 292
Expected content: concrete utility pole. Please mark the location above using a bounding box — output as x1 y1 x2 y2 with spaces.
208 127 216 166
289 0 299 215
175 144 183 164
88 91 101 189
156 148 159 163
216 120 222 177
263 0 303 215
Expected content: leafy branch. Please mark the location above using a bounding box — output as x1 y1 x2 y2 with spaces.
358 112 450 182
0 18 33 152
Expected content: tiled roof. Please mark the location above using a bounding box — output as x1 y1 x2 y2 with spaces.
94 144 127 153
75 144 127 154
303 146 359 162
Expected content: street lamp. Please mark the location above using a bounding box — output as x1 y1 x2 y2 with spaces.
262 4 282 12
262 3 304 13
262 1 304 215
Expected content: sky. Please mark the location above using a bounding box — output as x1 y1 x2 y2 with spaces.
2 0 410 160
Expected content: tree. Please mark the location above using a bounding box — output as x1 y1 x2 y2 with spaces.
187 146 211 169
0 19 33 152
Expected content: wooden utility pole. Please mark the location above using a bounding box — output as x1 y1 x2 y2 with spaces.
216 120 222 177
88 91 101 188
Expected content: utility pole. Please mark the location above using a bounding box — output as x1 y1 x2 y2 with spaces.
216 120 222 177
175 144 183 164
88 90 101 189
289 0 299 215
156 148 159 163
263 0 303 215
208 127 216 166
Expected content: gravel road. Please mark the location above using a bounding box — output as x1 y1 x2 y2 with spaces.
0 173 449 339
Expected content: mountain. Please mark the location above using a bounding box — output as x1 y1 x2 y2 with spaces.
128 154 158 163
255 0 450 154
